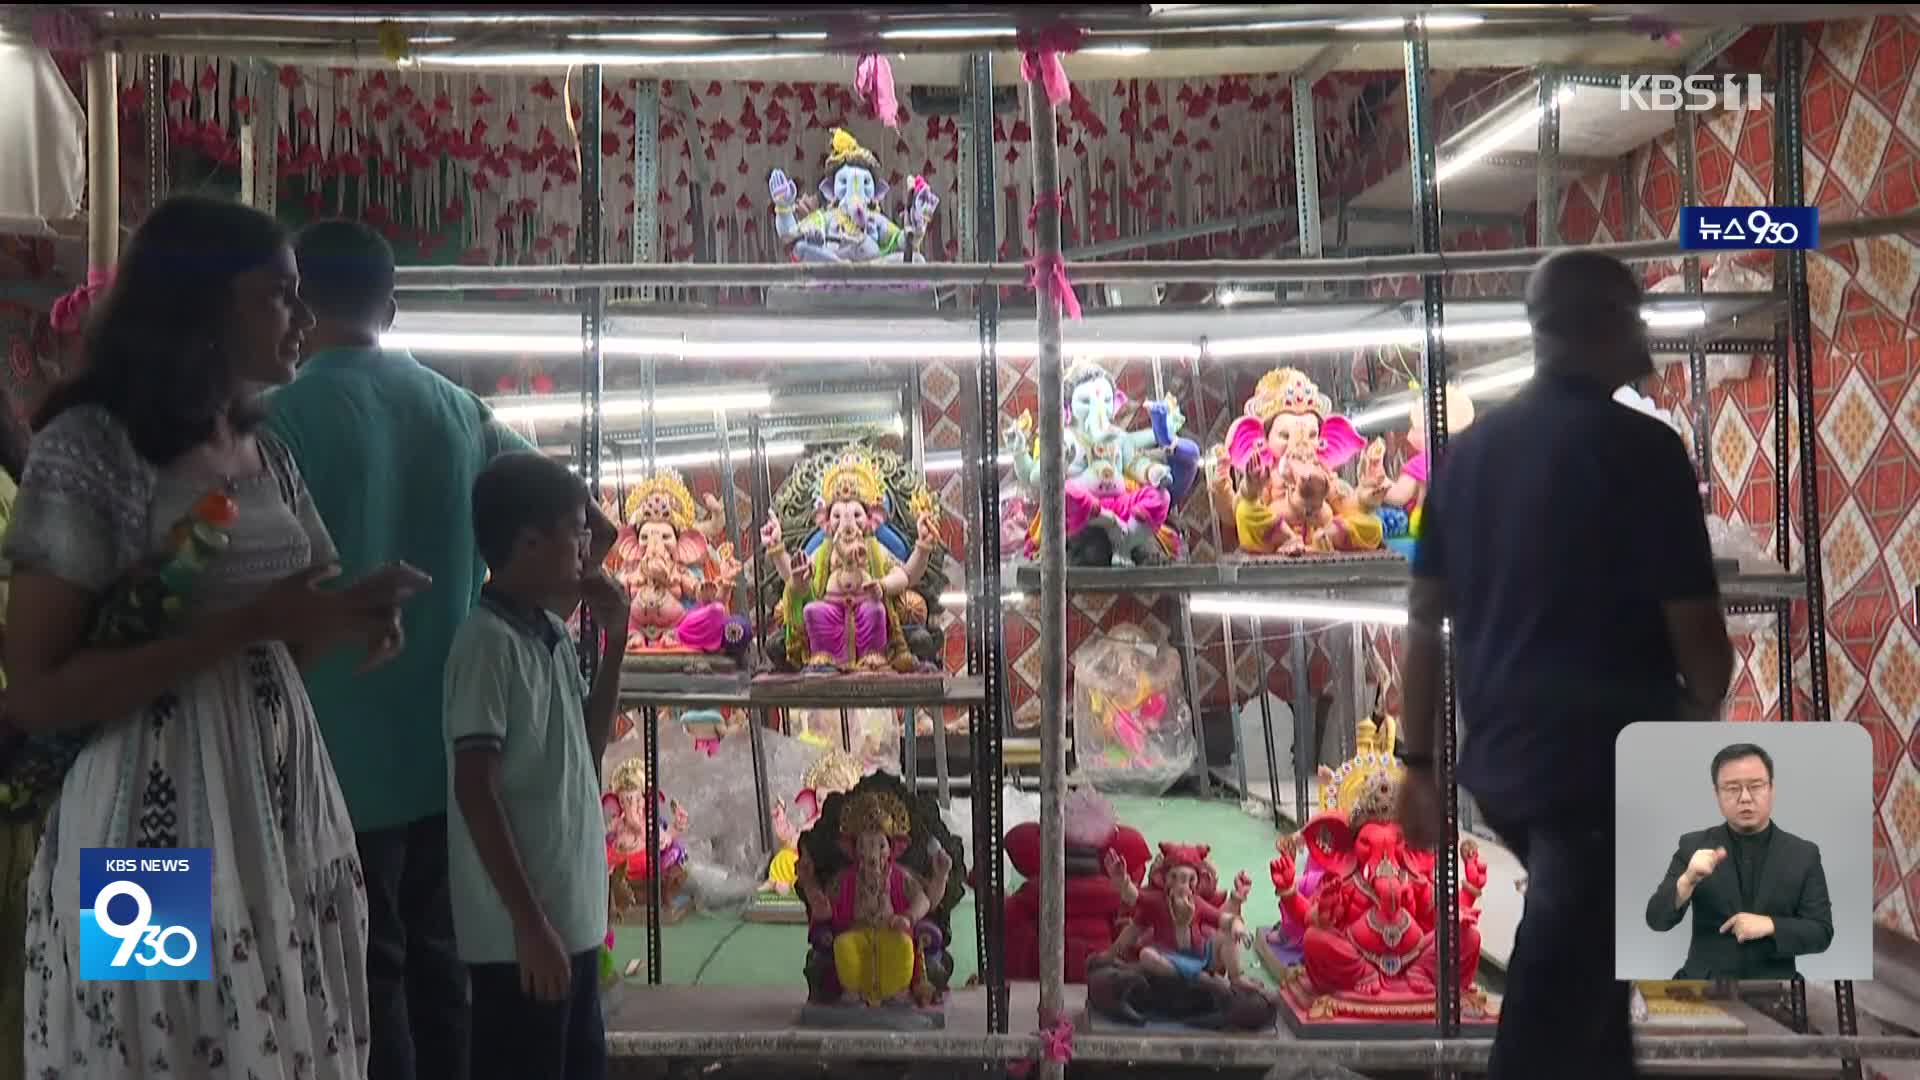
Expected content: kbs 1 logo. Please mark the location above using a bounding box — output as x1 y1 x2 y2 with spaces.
79 848 212 981
1620 74 1768 113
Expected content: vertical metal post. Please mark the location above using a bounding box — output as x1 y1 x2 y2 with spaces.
84 52 119 273
1292 73 1323 260
239 61 276 218
1535 70 1562 247
1252 617 1283 828
140 55 168 209
1189 343 1249 797
1672 107 1712 496
963 51 1009 1036
1775 27 1858 1076
748 414 773 665
579 64 607 692
642 704 662 985
1405 18 1462 1054
1618 157 1639 243
1174 598 1212 797
1289 624 1314 820
632 79 660 304
1028 77 1068 1067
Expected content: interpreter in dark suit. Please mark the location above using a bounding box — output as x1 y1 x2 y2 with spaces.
1645 742 1833 979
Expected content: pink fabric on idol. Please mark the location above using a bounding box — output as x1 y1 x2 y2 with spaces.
675 602 728 652
1401 451 1430 486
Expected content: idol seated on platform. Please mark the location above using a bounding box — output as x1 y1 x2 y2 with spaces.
793 772 967 1018
598 468 751 671
1005 361 1200 568
760 443 946 675
1262 714 1494 1032
1208 367 1392 558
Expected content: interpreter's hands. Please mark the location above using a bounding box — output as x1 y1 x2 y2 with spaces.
514 913 572 1003
1685 847 1728 884
1393 766 1445 851
1720 912 1774 943
256 562 431 649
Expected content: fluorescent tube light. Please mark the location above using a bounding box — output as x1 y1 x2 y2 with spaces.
879 26 1015 41
490 390 772 424
1437 84 1578 184
415 51 819 69
925 452 1014 475
1191 596 1409 625
937 591 1026 608
1082 45 1152 57
1338 14 1485 32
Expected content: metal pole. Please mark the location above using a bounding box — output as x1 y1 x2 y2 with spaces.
579 64 607 696
631 78 660 304
1775 26 1859 1078
139 55 167 210
1253 616 1283 828
1404 18 1463 1060
1027 77 1069 1065
1535 69 1562 247
389 210 1920 291
1289 623 1314 820
84 52 118 271
1672 106 1713 495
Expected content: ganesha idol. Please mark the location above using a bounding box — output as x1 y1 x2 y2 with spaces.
1260 714 1495 1035
1007 361 1202 567
771 128 939 268
603 758 693 926
1085 842 1277 1031
1209 368 1393 558
793 773 967 1027
762 444 945 676
602 469 751 671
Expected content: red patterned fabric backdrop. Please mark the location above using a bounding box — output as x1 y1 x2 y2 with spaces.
1555 14 1920 944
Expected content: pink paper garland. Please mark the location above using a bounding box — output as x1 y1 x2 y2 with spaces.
854 54 900 129
1017 25 1086 108
49 267 113 337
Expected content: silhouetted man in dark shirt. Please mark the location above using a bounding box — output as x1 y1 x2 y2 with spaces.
1395 250 1734 1079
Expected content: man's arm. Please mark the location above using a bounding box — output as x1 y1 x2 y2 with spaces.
1644 432 1733 717
583 615 629 768
1645 838 1699 932
1767 845 1835 958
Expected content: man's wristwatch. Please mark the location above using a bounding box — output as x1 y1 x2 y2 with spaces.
1398 749 1435 769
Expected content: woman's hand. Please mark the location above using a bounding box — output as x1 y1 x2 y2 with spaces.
249 562 432 654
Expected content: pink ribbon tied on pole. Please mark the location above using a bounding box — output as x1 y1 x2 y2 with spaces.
1017 24 1086 108
1025 191 1081 321
1007 1015 1075 1077
854 54 901 129
49 267 113 337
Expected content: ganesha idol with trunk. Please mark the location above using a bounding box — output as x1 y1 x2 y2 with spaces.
1006 361 1202 567
770 128 939 271
601 469 751 672
1260 714 1494 1036
1208 368 1394 559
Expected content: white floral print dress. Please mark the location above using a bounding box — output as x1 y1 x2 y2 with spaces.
6 406 370 1079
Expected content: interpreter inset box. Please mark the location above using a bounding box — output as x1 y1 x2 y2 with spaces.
1614 722 1872 982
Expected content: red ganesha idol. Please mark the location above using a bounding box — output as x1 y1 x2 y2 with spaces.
1260 714 1495 1035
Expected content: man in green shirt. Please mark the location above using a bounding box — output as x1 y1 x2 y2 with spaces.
267 221 612 1080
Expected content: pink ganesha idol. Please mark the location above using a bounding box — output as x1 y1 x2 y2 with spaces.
1259 714 1494 1031
1208 367 1393 557
601 469 751 663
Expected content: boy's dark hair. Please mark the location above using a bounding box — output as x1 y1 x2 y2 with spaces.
36 195 287 464
295 219 396 323
472 451 589 569
1711 742 1774 785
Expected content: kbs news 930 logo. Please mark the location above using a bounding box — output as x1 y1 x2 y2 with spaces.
79 848 212 982
1679 206 1819 251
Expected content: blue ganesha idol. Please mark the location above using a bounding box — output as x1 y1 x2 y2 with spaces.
1007 361 1202 567
770 128 939 269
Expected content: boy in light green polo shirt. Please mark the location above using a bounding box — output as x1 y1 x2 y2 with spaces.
446 451 628 1080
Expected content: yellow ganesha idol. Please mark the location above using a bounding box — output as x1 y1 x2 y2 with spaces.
1209 367 1392 557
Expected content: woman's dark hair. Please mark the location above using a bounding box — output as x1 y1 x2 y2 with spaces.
33 196 289 465
472 451 589 570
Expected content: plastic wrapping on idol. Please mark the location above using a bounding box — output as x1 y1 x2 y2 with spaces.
1071 624 1195 795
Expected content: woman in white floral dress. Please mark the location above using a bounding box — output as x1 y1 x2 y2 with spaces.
4 196 429 1079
